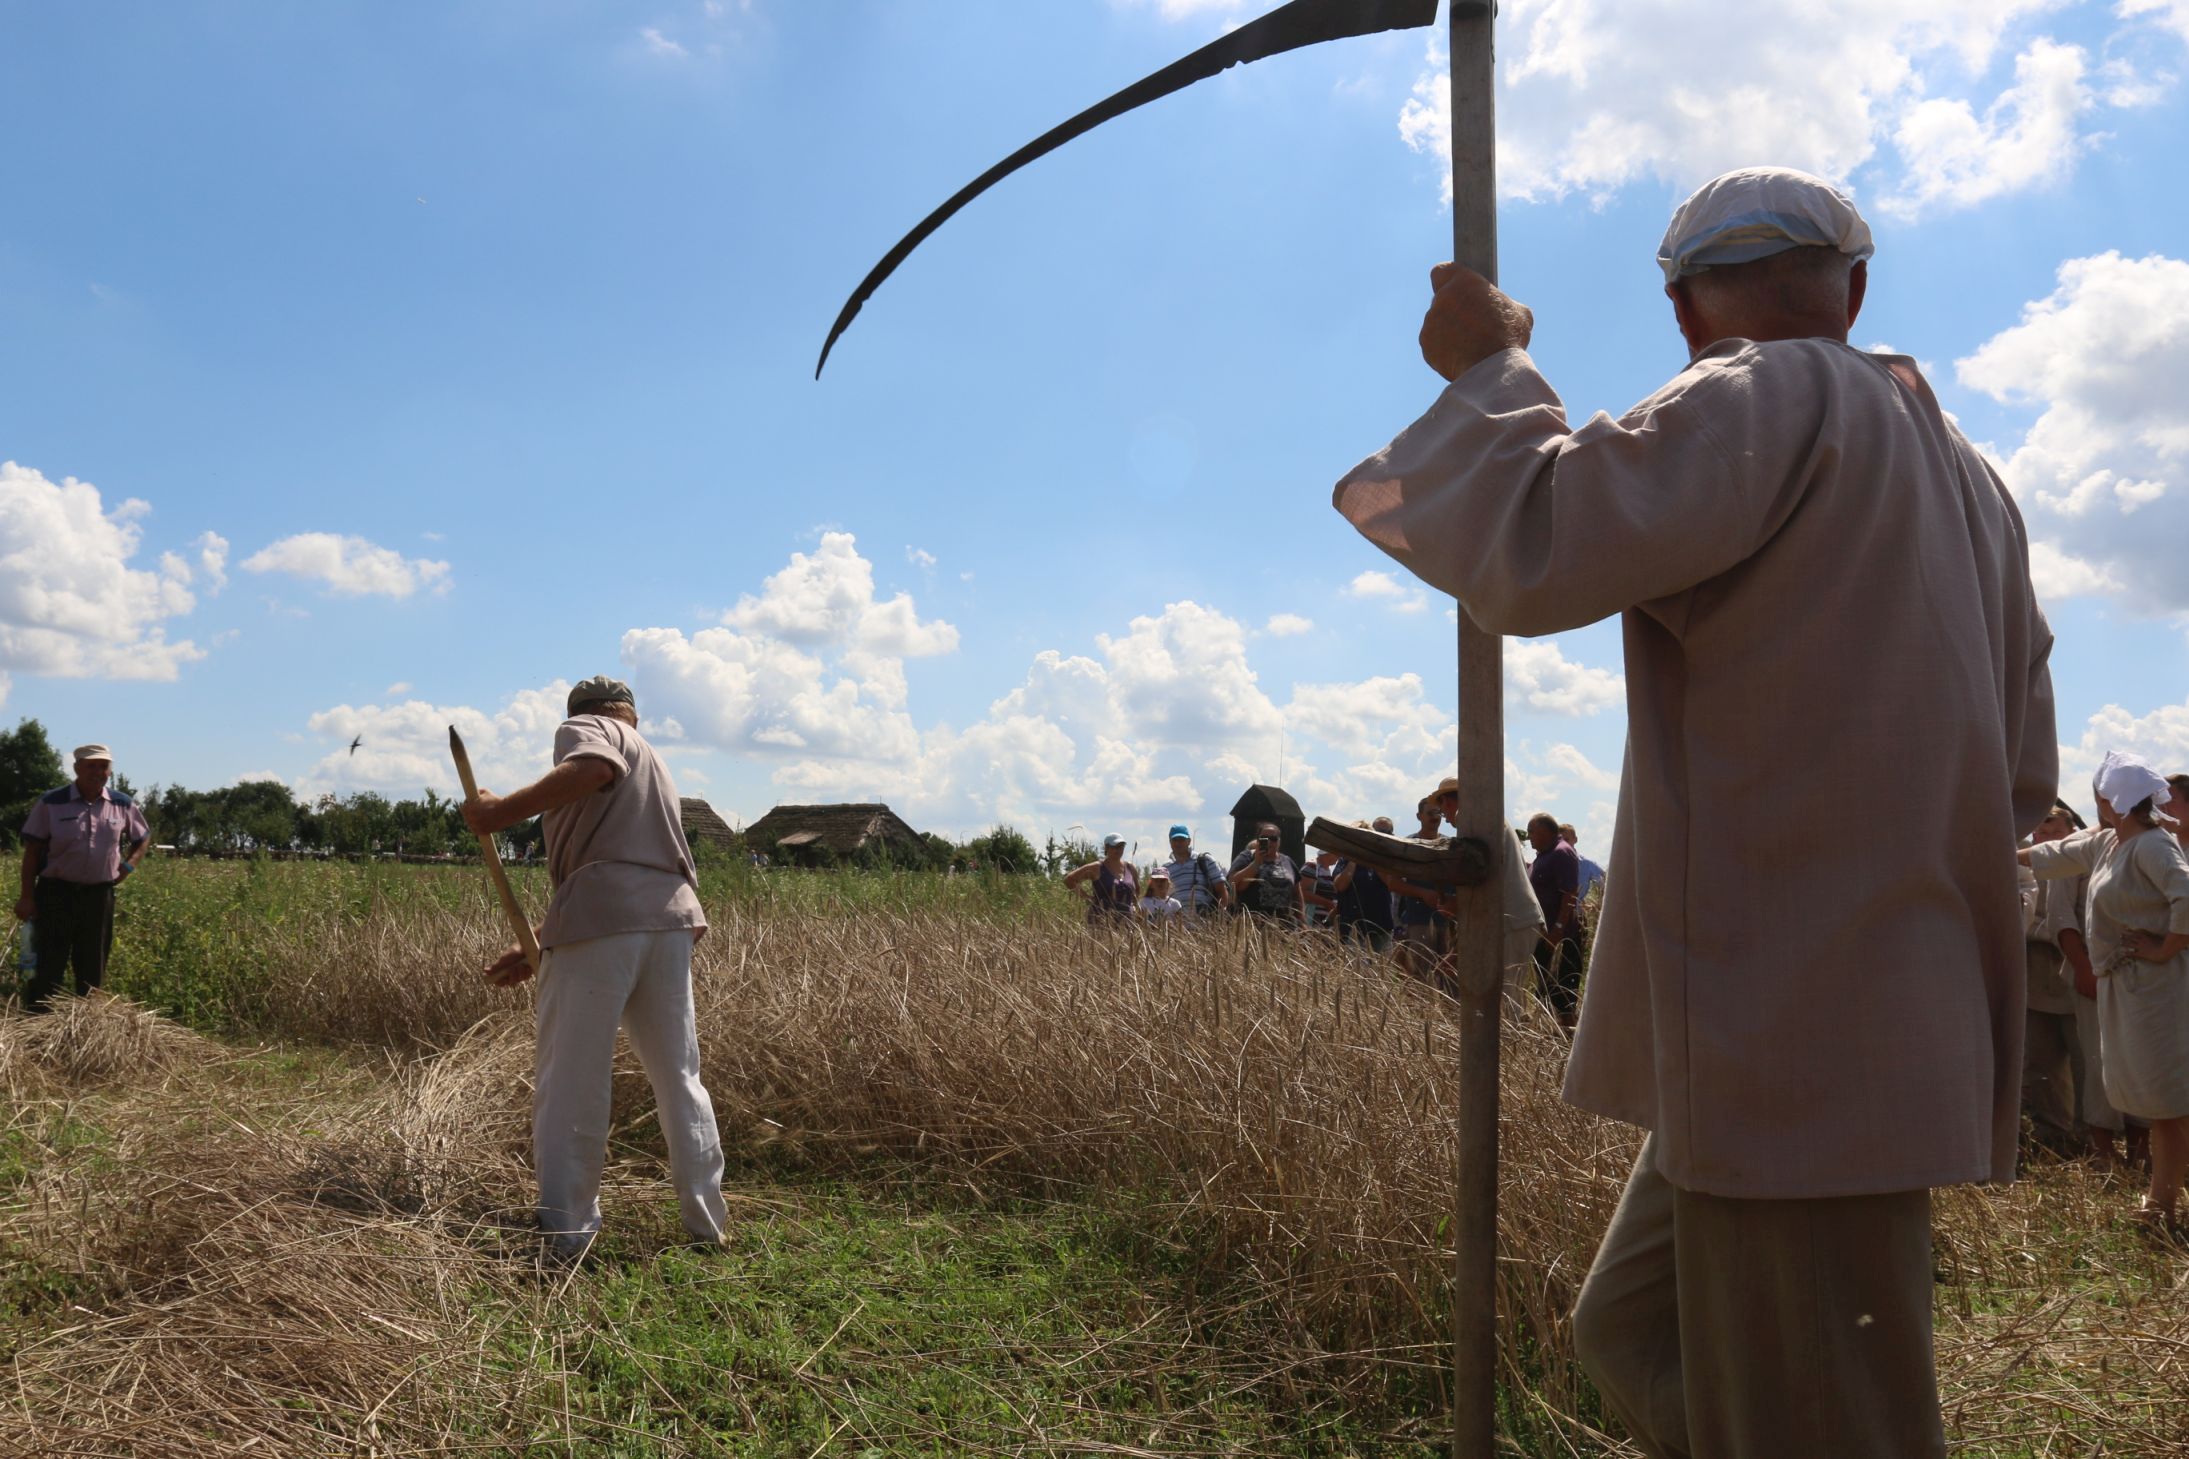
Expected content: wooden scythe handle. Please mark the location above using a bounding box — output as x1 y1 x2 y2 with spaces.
448 726 541 979
1447 6 1505 1457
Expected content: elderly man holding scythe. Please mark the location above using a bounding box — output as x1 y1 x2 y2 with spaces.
804 0 2059 1446
1335 169 2057 1456
459 675 728 1261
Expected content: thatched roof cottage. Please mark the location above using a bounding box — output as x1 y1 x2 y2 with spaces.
743 802 925 863
678 798 739 852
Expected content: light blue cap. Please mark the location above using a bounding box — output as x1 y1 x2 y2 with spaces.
1168 824 1191 840
1657 167 1873 285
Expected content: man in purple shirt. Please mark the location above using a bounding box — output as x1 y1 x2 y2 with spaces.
16 744 151 1010
1526 812 1584 1029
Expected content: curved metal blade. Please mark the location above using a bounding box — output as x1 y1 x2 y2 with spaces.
815 0 1439 377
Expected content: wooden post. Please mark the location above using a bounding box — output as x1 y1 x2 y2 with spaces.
1446 4 1502 1457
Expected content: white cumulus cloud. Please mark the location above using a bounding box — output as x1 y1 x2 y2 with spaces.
1344 569 1430 614
2119 0 2189 44
1886 38 2108 215
1956 251 2189 613
1098 600 1282 751
193 531 230 592
724 531 957 656
621 533 956 764
0 461 206 682
242 533 453 598
1265 612 1314 637
2058 692 2189 801
300 683 571 800
1399 1 2167 215
1504 638 1625 716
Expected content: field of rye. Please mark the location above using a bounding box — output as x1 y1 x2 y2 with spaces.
3 858 2187 1457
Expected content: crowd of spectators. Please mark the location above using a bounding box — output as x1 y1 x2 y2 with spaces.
1059 747 2189 1233
1063 786 1602 1028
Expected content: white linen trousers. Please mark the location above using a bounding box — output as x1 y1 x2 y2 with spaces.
534 928 727 1255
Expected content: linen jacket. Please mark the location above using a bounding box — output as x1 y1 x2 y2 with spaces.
1334 339 2056 1198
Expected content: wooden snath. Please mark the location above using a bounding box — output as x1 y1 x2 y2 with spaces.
816 4 1506 1452
449 726 541 981
1442 11 1505 1455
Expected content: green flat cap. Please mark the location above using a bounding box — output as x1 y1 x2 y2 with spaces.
566 675 635 717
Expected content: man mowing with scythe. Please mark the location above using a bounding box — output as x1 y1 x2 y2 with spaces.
461 675 728 1261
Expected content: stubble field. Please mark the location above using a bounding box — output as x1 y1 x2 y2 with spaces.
2 859 2183 1457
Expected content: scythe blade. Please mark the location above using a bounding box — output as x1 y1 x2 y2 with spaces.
815 0 1439 377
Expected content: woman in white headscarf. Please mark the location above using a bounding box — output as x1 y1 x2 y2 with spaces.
2022 751 2189 1231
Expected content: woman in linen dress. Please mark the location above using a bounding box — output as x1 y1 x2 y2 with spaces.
2024 753 2189 1228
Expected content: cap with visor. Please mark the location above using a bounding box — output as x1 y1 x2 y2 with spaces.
1657 166 1873 285
566 676 635 718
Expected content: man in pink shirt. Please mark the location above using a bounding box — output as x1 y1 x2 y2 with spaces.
16 744 151 1010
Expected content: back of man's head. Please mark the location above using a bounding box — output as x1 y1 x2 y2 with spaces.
575 698 639 728
1678 245 1857 342
1659 167 1872 352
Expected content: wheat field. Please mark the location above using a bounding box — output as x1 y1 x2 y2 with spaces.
2 866 2184 1455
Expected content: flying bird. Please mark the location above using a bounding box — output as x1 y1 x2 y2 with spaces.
349 735 364 757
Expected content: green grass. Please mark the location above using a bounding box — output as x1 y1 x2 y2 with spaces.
488 1157 1443 1457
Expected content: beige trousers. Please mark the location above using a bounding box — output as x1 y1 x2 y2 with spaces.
534 929 728 1257
1572 1136 1944 1459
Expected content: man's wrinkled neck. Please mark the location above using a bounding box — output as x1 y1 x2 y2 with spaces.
1687 320 1851 358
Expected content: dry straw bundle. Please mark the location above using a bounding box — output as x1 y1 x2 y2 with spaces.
0 996 559 1458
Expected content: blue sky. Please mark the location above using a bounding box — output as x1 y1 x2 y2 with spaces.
4 0 2187 853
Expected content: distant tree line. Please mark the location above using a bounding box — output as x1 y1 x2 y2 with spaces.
136 782 545 860
3 717 1101 873
0 716 543 860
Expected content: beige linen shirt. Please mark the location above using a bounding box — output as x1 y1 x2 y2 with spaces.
538 715 706 949
1335 339 2056 1199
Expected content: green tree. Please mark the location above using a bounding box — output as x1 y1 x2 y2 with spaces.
961 826 1040 875
225 780 301 852
1041 834 1100 876
0 719 65 849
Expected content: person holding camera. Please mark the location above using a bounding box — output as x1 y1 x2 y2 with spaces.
1228 822 1301 926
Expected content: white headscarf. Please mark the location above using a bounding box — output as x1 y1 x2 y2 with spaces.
2094 749 2178 827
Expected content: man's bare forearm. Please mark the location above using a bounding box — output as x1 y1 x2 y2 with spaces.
473 758 614 833
20 844 43 896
